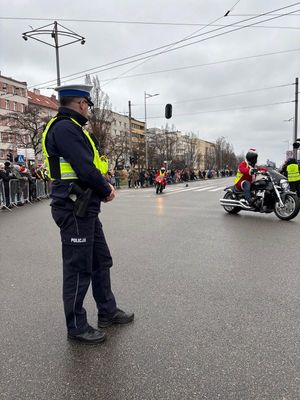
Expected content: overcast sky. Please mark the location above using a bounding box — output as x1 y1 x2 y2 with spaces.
1 0 300 166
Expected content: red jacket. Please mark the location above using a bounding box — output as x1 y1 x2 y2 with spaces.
234 161 253 189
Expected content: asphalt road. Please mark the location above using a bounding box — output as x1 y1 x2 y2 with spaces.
1 178 299 400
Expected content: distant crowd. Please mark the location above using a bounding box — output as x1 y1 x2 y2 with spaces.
107 168 235 189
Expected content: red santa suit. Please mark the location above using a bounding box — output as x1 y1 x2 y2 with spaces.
234 161 253 190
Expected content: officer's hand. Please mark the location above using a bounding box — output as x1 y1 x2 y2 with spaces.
104 183 116 202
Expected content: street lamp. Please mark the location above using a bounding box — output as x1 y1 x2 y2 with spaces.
144 91 159 169
22 21 86 86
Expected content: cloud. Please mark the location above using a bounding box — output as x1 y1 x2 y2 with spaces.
1 0 299 165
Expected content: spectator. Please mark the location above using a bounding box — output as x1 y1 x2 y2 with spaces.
114 170 120 188
0 162 12 207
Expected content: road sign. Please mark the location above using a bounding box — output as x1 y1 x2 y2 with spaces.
17 155 25 163
286 150 293 159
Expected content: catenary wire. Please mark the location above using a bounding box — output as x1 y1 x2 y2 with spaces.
131 83 294 106
137 100 295 119
27 2 300 88
99 48 300 84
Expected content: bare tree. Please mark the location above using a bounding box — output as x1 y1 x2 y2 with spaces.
85 75 113 154
215 136 239 170
0 105 48 158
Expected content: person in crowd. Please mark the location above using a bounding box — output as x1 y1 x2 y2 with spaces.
42 83 134 344
0 162 12 207
132 169 139 189
139 170 145 188
128 169 133 188
114 170 120 188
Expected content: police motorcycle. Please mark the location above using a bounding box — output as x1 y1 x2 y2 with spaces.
219 169 300 221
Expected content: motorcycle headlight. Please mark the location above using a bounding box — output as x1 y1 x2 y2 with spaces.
280 179 289 190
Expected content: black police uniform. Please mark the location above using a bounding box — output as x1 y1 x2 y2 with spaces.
45 106 117 335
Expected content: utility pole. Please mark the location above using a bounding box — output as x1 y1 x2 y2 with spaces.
22 21 86 87
128 100 133 162
144 92 159 169
293 77 299 159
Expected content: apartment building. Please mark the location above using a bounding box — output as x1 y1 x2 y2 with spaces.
0 73 28 161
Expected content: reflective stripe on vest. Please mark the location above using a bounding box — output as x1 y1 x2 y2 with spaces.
287 163 300 182
42 117 108 180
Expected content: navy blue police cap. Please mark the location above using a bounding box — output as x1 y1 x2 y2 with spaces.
55 84 94 107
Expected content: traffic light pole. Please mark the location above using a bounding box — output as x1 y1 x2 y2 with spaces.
293 77 299 159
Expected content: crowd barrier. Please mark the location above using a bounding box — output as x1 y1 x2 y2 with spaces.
0 178 51 211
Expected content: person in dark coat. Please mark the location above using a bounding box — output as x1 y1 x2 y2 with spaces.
0 162 11 207
43 84 134 344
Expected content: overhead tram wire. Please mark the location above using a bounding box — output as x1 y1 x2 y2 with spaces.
28 2 300 89
103 0 244 87
102 5 230 87
52 7 300 87
131 83 294 107
140 100 295 119
100 48 300 84
33 9 300 89
2 49 297 100
2 16 299 30
35 2 300 87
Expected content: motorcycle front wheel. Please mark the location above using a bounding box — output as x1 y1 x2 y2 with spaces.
222 191 241 214
274 194 300 220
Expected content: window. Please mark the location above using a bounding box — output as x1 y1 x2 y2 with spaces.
1 132 9 142
5 100 9 110
13 102 17 111
2 84 7 94
119 121 122 126
22 104 25 112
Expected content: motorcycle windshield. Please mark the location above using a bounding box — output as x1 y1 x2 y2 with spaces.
268 169 286 184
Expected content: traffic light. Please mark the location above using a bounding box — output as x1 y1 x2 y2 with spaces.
165 104 172 119
130 156 136 165
6 152 13 162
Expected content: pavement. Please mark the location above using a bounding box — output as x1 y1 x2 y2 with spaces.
0 178 299 400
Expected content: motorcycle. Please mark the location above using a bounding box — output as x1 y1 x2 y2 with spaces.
219 169 300 221
155 175 166 194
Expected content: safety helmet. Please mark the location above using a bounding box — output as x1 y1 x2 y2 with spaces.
160 167 165 171
246 148 258 166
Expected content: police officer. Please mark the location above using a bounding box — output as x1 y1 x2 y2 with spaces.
42 84 134 344
286 158 300 197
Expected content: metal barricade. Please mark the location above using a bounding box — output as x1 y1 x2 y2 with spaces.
8 178 31 207
9 179 21 207
36 179 46 199
0 179 11 211
20 179 31 204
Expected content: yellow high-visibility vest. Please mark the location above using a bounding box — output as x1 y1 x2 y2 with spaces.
42 117 108 180
287 163 300 182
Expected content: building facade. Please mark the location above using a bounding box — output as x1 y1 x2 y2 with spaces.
0 73 28 162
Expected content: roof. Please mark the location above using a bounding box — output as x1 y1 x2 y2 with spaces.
27 90 58 111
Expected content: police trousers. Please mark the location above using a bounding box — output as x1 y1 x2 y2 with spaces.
51 207 117 335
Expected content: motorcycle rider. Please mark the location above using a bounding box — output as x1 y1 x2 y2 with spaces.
156 166 167 178
155 166 167 190
234 148 258 206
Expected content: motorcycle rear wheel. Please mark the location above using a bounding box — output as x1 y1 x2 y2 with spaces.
223 191 241 214
274 194 300 220
156 185 159 194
